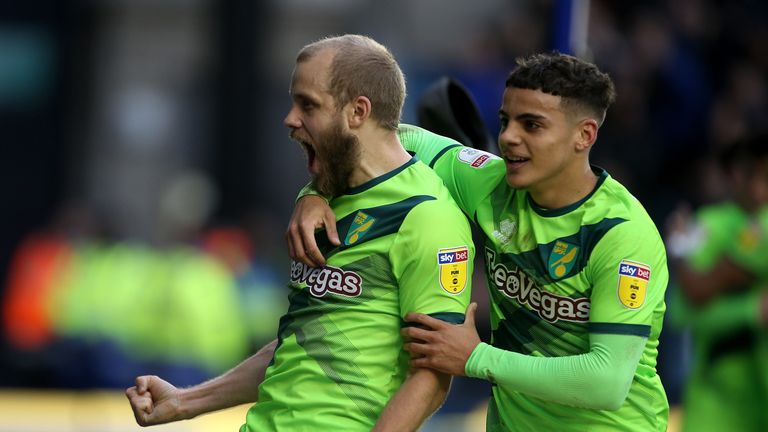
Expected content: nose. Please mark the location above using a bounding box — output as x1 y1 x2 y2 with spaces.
284 106 301 129
498 123 521 151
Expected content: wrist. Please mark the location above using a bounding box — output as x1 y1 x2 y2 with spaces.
464 342 489 378
297 183 330 203
177 387 204 420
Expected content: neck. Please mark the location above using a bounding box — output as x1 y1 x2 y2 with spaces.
348 126 410 188
528 163 598 209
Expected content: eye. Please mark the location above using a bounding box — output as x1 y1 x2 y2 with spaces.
499 117 509 130
301 101 315 111
523 120 540 130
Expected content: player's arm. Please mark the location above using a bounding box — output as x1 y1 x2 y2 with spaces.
126 339 276 426
666 204 755 306
377 197 474 428
373 368 451 431
685 289 768 336
674 257 753 306
398 124 504 217
403 305 643 410
467 333 643 410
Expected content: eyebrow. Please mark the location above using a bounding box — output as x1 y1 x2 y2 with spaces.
291 92 319 105
498 110 548 122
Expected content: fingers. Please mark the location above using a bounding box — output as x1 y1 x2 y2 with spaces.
403 341 427 355
126 385 154 426
302 222 326 267
286 222 321 267
408 354 450 374
286 223 307 264
401 326 433 342
403 312 447 330
464 303 478 327
302 209 340 266
324 210 340 246
286 194 336 267
285 229 295 261
286 219 329 268
135 375 151 394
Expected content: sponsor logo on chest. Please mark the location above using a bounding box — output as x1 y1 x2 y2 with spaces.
290 261 363 298
486 248 590 322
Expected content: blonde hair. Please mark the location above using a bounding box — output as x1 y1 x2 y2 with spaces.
297 34 406 130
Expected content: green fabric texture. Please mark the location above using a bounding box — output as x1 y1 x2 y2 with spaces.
398 124 669 432
245 157 474 431
466 332 645 410
670 201 768 432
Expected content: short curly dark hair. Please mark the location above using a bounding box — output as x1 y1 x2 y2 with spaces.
506 52 616 125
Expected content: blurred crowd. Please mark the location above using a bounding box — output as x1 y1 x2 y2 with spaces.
1 0 768 430
1 190 287 389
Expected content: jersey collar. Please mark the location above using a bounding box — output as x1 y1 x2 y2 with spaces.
528 166 609 217
343 155 419 196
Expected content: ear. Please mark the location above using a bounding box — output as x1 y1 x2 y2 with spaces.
575 118 599 152
347 96 372 129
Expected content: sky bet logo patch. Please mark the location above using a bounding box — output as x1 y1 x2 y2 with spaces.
617 260 651 309
437 246 469 294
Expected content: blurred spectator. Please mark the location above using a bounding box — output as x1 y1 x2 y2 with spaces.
1 203 97 387
201 222 286 351
666 132 768 431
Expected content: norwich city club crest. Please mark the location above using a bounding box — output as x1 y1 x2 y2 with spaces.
548 240 579 279
344 211 376 245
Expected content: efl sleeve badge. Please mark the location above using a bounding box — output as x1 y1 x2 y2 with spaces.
437 246 469 294
616 260 650 309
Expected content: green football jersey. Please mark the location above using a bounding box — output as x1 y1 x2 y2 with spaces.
242 156 474 431
399 124 669 431
724 205 768 279
675 203 768 432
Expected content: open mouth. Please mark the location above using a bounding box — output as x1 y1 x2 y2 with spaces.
297 139 319 174
504 155 530 169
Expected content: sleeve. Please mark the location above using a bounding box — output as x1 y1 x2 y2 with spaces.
389 198 475 323
465 332 645 410
587 219 669 335
397 123 506 217
295 182 329 202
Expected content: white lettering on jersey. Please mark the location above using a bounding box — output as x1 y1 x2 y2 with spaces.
290 261 362 298
486 248 590 323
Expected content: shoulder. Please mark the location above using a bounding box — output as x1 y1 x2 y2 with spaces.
396 169 471 233
585 176 665 254
592 175 656 226
405 194 469 226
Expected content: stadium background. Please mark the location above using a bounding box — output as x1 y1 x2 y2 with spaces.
1 0 766 430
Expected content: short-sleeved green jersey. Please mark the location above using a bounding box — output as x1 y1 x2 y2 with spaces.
399 124 669 431
242 156 474 431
